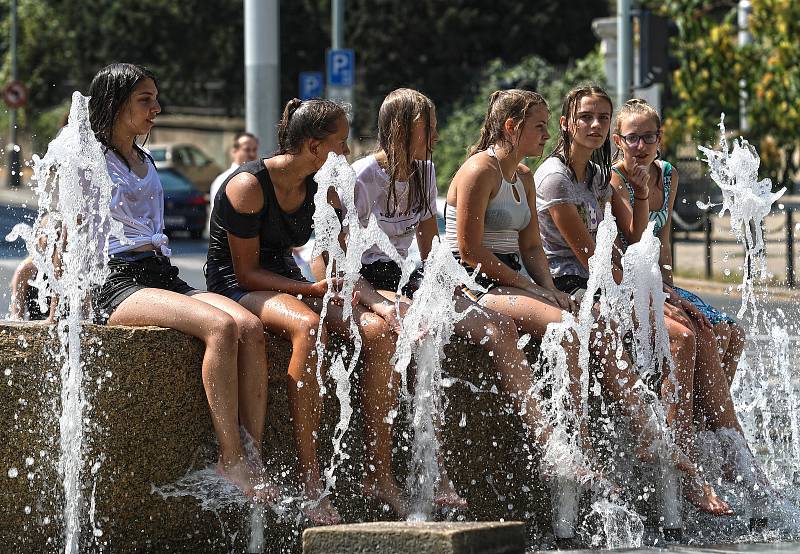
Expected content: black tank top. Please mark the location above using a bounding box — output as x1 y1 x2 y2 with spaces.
205 159 317 292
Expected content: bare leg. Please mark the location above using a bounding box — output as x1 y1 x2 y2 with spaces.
716 322 744 387
315 299 412 517
109 288 265 499
189 292 269 454
239 291 340 524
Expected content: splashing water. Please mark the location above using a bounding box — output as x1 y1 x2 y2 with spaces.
311 153 415 497
392 237 485 519
5 92 126 553
698 113 785 318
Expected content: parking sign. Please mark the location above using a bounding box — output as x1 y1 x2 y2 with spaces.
299 72 324 100
327 49 355 87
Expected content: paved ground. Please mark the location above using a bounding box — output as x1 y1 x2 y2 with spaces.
539 543 800 553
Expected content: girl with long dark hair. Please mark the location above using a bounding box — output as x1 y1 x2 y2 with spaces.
89 63 272 502
206 98 403 524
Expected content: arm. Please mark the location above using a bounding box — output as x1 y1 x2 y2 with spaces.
548 203 623 284
517 169 558 290
226 173 328 297
415 215 439 261
609 164 650 245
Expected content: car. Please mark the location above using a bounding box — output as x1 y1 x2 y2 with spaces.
148 143 222 194
157 168 209 240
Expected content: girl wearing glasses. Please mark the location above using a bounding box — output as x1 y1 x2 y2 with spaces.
610 99 771 501
610 98 744 387
535 85 732 514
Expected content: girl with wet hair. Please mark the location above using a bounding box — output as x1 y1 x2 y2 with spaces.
610 98 770 498
610 99 744 385
88 63 273 502
535 84 731 514
206 98 400 524
445 89 680 490
335 88 554 515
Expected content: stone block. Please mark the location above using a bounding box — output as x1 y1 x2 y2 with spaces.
302 521 526 554
0 322 547 552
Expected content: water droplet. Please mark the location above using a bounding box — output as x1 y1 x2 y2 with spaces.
8 468 18 478
25 457 33 467
24 506 31 514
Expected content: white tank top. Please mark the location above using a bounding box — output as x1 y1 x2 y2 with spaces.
445 146 531 255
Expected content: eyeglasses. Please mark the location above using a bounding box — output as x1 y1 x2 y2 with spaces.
619 132 661 145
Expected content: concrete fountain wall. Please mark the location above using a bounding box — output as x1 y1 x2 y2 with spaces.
0 322 548 552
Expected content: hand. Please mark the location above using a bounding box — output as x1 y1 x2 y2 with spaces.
529 285 576 314
373 298 410 334
308 278 357 306
628 156 651 200
663 301 692 329
679 297 712 330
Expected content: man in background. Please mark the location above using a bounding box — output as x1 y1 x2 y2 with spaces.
209 132 259 212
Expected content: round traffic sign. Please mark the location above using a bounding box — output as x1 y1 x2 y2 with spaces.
3 80 28 109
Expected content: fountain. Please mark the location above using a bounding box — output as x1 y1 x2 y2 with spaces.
2 98 800 552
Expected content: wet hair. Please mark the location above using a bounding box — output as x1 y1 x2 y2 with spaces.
88 62 156 170
468 89 548 157
612 98 662 162
376 88 434 218
276 98 346 155
550 84 614 191
232 131 258 149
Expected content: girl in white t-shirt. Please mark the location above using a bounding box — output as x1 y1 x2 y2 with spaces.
339 88 556 514
88 63 273 503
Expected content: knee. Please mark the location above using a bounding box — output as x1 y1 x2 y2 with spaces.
481 315 519 350
208 312 239 346
293 311 324 350
237 312 266 347
360 313 393 345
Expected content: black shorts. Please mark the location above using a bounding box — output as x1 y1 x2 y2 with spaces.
454 252 522 301
93 251 196 323
206 250 309 302
359 260 423 298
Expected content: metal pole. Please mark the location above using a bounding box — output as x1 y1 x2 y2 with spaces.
332 0 344 50
787 207 794 287
738 0 752 132
7 0 21 188
617 0 632 109
704 210 713 279
245 0 280 156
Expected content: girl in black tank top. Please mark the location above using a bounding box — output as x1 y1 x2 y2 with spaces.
208 98 415 523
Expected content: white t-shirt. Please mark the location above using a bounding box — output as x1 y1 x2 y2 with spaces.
106 150 170 255
209 163 240 213
349 155 437 265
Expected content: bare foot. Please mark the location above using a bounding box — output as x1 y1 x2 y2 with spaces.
302 493 342 526
433 477 468 510
217 460 259 500
684 478 734 515
362 477 412 518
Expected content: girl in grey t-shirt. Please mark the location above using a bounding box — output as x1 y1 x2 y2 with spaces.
537 84 733 516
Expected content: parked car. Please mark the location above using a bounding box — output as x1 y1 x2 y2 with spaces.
157 168 209 239
148 143 222 193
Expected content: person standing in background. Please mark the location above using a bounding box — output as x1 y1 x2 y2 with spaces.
210 132 260 211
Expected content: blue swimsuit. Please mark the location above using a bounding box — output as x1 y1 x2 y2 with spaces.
612 161 735 325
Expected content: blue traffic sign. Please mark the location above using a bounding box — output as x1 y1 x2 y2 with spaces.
327 49 355 87
299 71 324 100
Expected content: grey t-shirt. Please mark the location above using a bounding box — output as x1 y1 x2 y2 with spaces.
534 156 611 279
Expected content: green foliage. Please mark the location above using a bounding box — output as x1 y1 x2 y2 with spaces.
646 0 800 187
434 50 606 191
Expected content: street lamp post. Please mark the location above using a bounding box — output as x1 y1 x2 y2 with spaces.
244 0 279 156
7 0 22 188
617 0 632 109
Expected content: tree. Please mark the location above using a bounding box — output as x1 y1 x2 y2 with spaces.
648 0 800 189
